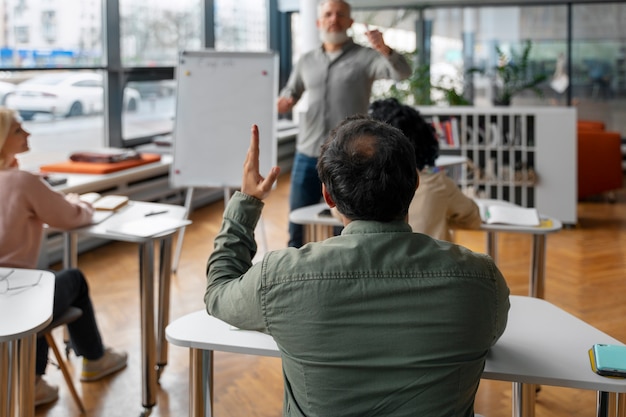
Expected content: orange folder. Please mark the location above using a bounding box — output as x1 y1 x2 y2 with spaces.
40 153 162 175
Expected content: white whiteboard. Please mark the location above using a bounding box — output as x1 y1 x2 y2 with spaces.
171 50 278 189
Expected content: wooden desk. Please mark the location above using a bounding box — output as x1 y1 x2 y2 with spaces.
0 269 55 417
166 296 626 417
64 201 188 416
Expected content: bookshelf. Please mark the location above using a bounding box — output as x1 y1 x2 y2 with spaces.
418 106 577 225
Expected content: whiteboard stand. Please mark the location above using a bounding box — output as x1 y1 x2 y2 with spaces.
172 187 195 273
171 186 268 273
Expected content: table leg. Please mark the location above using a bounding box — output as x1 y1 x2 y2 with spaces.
63 232 78 269
529 235 547 299
596 392 626 417
17 335 36 417
189 349 213 417
486 231 498 264
157 237 173 379
139 241 157 411
512 382 535 417
1 341 10 417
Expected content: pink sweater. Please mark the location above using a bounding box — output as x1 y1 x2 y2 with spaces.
0 169 94 268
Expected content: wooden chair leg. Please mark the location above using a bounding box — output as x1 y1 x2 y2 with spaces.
45 333 86 414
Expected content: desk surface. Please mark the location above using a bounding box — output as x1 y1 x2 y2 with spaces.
74 201 188 243
0 269 55 341
167 296 626 393
475 198 563 235
290 201 563 235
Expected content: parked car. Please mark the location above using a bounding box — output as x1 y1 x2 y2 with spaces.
0 81 16 105
5 72 140 120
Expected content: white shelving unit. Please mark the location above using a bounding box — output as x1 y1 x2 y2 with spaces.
418 106 577 225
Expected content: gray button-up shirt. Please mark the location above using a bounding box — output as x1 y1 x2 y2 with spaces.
280 39 412 157
206 192 510 417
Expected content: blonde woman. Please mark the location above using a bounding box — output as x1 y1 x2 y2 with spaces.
0 107 127 407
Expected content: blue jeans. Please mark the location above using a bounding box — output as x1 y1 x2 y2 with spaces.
36 268 104 375
289 153 322 248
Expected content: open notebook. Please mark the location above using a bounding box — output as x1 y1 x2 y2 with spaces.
474 199 541 227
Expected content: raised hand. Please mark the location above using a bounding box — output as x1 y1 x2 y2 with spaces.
241 124 280 201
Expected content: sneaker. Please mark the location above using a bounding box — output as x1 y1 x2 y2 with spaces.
80 347 128 382
35 376 59 407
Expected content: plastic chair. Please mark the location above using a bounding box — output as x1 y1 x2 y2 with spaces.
39 307 86 414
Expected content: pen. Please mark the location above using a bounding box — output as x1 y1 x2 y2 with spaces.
144 210 168 217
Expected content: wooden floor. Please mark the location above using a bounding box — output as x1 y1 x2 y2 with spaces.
36 172 626 417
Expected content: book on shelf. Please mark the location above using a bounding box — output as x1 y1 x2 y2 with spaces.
80 192 129 211
475 200 541 227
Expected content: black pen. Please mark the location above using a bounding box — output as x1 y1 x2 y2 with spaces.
144 210 168 217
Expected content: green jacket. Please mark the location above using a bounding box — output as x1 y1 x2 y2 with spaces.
206 192 510 417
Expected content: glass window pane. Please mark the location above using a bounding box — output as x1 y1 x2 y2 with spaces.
572 3 626 135
0 0 104 68
215 0 267 51
120 0 202 67
122 80 176 141
5 70 105 170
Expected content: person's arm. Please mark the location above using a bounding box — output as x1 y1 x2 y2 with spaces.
365 27 412 81
491 262 510 344
277 60 306 114
443 176 482 231
23 172 94 230
205 125 280 330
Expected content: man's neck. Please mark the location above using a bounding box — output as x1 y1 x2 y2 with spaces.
323 41 347 53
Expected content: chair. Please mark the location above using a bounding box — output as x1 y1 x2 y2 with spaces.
39 307 86 414
577 129 624 201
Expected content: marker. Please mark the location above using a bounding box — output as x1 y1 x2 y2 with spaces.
145 210 168 217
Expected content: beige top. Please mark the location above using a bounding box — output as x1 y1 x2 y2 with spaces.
408 170 481 241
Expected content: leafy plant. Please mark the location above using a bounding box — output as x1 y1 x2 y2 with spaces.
468 40 548 106
375 51 469 106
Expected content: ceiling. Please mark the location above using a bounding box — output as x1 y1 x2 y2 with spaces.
278 0 611 12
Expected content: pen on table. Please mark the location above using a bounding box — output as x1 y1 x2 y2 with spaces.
144 210 168 217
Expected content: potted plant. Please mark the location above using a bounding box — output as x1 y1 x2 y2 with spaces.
468 40 548 106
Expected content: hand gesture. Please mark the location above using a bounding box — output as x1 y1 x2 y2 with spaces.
365 25 391 57
241 125 280 201
277 96 295 114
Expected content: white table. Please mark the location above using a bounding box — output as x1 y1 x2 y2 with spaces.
64 201 188 416
0 268 55 417
475 199 563 299
166 296 626 417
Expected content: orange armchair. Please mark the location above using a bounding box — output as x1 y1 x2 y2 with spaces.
577 129 623 200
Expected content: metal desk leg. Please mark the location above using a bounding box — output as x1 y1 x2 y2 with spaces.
189 348 213 417
63 232 78 270
0 342 8 417
486 231 498 264
597 392 626 417
157 236 173 379
139 241 157 413
512 382 535 417
529 235 547 299
17 335 36 417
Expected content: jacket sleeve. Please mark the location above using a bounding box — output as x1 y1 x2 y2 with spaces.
205 191 267 332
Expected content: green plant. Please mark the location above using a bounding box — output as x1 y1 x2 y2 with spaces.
468 40 548 106
375 51 469 106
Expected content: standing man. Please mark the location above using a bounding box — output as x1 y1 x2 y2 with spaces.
278 0 412 247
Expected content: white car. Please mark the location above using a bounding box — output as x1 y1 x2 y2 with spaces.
0 81 16 105
5 72 140 120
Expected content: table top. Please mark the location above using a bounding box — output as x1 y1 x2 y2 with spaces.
475 199 563 234
73 201 188 243
0 269 55 342
290 200 563 235
166 296 626 393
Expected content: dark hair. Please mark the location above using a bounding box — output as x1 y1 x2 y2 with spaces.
368 98 439 170
317 115 417 222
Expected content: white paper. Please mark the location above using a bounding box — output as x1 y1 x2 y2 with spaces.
106 217 191 238
484 205 540 227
